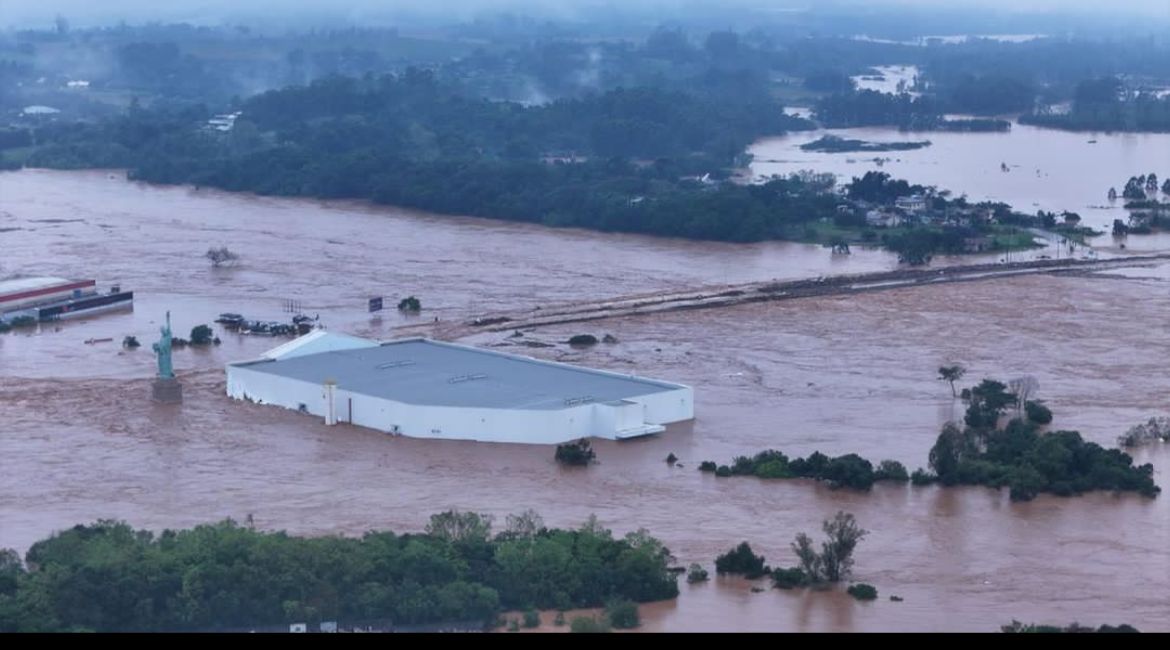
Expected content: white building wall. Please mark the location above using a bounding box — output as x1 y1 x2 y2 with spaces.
227 363 694 444
227 364 329 416
636 386 694 425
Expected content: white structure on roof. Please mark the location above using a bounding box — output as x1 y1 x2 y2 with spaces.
226 334 694 444
259 330 377 361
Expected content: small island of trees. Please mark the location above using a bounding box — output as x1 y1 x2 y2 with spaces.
714 512 870 592
918 378 1160 501
700 375 1158 502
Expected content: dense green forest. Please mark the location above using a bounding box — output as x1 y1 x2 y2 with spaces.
0 511 678 632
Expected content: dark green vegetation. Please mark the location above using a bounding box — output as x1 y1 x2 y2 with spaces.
685 563 709 583
1110 174 1170 235
711 513 869 592
705 377 1156 502
923 379 1161 501
814 90 1011 131
699 449 910 491
1 26 1071 256
188 324 214 345
121 335 141 349
1024 401 1053 425
799 135 930 153
0 510 679 632
604 599 640 629
847 583 878 601
14 75 840 244
1001 621 1140 633
714 542 768 579
938 364 966 398
568 334 599 347
522 609 539 628
397 296 421 312
555 439 597 466
1022 77 1170 132
569 615 611 633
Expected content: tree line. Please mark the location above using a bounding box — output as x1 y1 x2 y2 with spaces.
0 510 678 632
697 374 1159 503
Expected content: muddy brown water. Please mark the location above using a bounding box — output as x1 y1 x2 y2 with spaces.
2 170 1169 631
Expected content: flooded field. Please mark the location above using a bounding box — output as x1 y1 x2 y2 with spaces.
750 122 1170 235
2 170 1169 631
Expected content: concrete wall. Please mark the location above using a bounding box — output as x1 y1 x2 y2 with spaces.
226 362 694 444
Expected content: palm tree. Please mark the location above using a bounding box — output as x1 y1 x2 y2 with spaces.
938 365 966 398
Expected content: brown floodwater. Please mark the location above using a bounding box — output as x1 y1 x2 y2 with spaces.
750 121 1170 236
2 170 1169 632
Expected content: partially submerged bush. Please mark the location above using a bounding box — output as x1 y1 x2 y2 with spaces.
397 296 421 312
189 324 214 345
771 567 808 589
686 563 709 583
715 542 768 579
874 459 909 482
847 583 878 601
569 616 611 633
1025 401 1053 425
605 599 640 629
910 468 938 485
555 438 596 466
522 609 540 628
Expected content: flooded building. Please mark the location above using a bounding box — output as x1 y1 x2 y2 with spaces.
226 332 693 444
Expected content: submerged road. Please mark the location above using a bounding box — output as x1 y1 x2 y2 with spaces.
396 253 1170 339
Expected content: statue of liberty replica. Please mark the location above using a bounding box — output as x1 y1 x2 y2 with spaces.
151 311 183 403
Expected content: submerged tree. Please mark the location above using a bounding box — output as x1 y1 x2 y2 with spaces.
782 511 868 586
205 246 240 267
818 511 869 583
938 364 966 397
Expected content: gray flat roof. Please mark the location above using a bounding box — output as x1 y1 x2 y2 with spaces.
236 338 685 410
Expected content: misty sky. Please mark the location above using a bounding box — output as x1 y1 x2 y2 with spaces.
2 0 1168 30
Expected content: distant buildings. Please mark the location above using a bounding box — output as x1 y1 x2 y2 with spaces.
21 105 61 116
206 112 242 132
894 194 927 213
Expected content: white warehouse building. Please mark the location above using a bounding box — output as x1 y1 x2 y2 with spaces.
226 332 694 444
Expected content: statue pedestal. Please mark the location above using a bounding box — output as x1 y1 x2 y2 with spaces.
152 377 183 404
